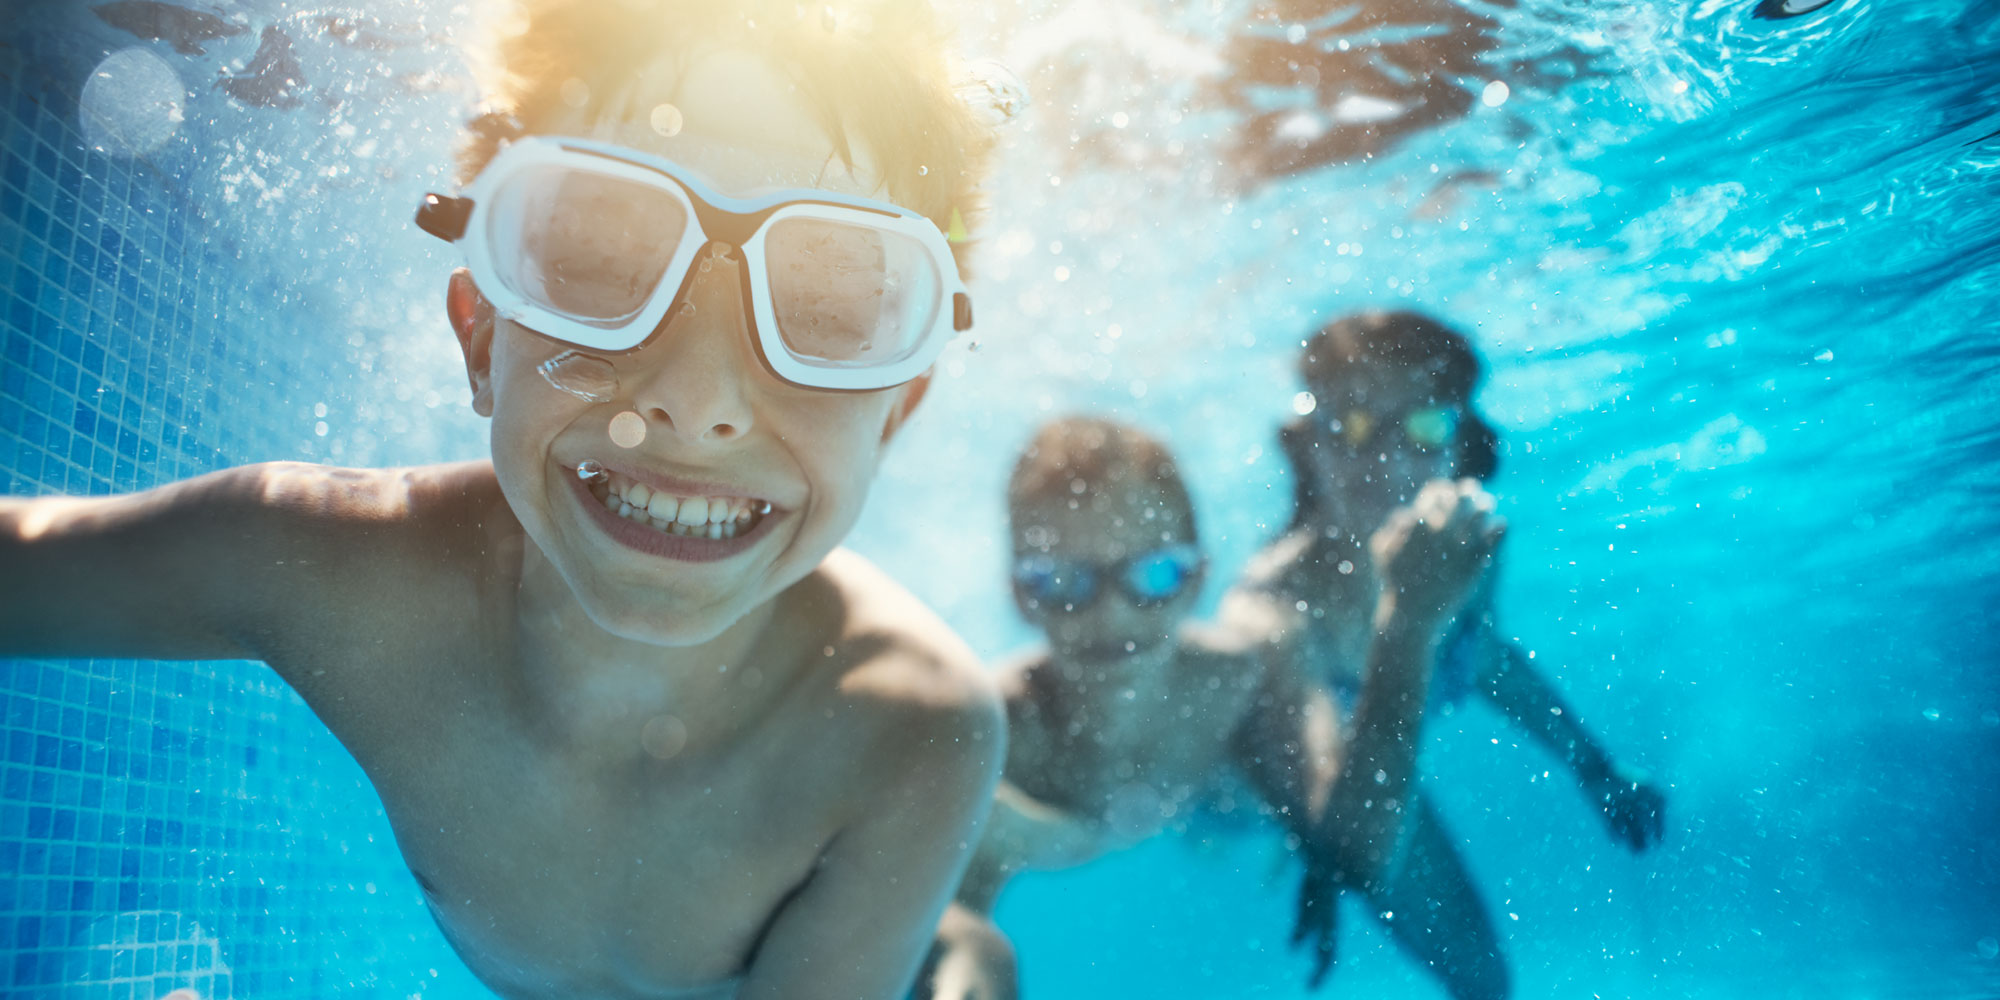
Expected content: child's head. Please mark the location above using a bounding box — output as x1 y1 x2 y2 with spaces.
1281 310 1500 532
1008 417 1206 664
457 0 991 252
433 0 998 645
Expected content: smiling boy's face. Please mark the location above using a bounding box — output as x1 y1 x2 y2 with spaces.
455 48 930 645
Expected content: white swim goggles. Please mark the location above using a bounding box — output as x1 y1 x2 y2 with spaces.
417 135 973 392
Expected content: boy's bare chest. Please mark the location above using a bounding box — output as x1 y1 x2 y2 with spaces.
290 640 842 998
395 720 836 997
1024 681 1247 824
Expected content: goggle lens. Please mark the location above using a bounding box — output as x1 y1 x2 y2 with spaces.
765 215 941 369
489 164 689 328
1013 557 1099 608
1013 544 1202 611
1404 406 1459 449
1340 406 1461 451
1120 545 1203 604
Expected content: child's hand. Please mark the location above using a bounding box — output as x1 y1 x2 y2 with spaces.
1595 765 1668 851
928 906 1019 1000
1369 478 1505 635
1290 847 1343 990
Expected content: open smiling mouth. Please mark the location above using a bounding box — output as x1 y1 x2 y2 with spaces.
581 467 775 541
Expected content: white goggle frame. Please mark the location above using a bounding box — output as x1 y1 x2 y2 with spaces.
417 135 973 392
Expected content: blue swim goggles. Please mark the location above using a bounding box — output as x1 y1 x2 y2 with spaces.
1012 543 1206 612
417 135 973 392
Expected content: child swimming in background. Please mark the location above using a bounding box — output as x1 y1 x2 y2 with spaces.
0 1 1007 997
1232 310 1671 999
918 416 1503 1000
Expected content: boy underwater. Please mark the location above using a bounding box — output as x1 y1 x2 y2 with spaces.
919 416 1503 999
1236 310 1670 999
0 1 1010 997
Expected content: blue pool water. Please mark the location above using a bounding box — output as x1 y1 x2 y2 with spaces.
2 0 1996 997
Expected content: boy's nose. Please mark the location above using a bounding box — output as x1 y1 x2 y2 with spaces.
623 245 757 445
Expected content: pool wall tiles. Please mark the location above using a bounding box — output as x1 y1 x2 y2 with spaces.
1 47 450 1000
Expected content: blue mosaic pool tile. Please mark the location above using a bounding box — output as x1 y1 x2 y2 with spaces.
1 33 459 1000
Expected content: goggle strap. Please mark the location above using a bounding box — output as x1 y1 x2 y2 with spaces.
416 194 473 243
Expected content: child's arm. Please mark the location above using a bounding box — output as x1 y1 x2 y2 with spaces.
0 462 467 709
0 463 341 661
1474 628 1667 850
736 692 1005 1000
1220 610 1425 993
921 902 1019 1000
1229 480 1501 882
975 782 1124 882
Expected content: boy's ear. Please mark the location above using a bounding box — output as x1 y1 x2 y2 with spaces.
447 268 497 417
880 370 933 445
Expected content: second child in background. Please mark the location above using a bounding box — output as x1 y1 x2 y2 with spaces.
1231 310 1671 999
920 416 1502 1000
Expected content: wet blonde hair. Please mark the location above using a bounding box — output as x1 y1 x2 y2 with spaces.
457 0 994 265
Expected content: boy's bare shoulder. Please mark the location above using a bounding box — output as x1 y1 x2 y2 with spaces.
247 459 503 524
241 460 514 562
805 548 1004 764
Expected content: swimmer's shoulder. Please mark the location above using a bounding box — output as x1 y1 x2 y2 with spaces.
800 549 1006 781
244 459 515 560
225 460 524 647
1234 527 1319 595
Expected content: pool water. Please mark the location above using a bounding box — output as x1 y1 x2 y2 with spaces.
2 0 1996 996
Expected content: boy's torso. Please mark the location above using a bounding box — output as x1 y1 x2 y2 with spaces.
999 637 1265 836
256 462 966 999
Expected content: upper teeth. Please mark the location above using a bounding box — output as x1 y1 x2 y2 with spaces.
591 472 770 539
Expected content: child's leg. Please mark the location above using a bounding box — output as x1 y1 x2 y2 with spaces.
916 903 1019 1000
1365 799 1510 1000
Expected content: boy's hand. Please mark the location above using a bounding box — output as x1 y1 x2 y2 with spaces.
927 905 1019 1000
1370 478 1505 636
1594 765 1668 851
1290 847 1343 990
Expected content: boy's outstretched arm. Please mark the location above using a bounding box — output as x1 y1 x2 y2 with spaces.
737 685 1004 1000
0 462 399 663
2 466 275 661
1475 635 1667 850
0 462 481 713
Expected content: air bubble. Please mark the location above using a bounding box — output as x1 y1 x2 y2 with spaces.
649 103 683 137
953 59 1029 127
640 714 688 759
608 410 648 448
538 350 619 403
80 48 186 157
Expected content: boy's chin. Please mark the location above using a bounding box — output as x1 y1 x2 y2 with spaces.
579 591 751 648
1058 635 1174 665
